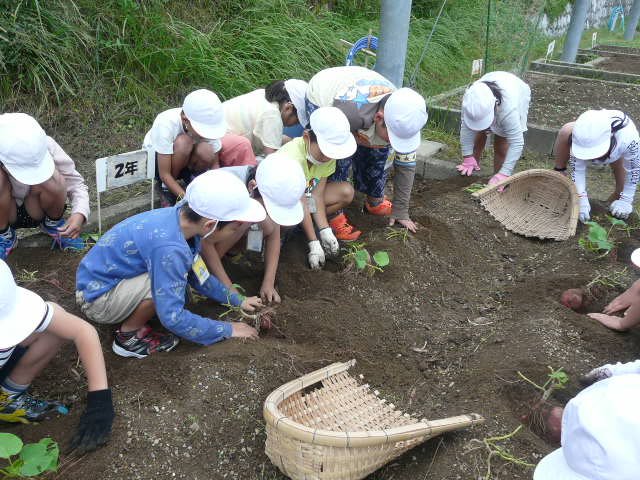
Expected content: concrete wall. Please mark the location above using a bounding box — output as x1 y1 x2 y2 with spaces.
540 0 632 37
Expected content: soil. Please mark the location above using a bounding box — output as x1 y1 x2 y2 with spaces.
5 173 640 480
597 45 640 55
595 54 640 76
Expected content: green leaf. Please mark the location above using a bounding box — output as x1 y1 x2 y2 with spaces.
608 216 627 227
372 251 390 268
0 432 23 459
354 249 369 270
19 439 59 476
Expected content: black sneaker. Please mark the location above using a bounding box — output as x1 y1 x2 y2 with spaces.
0 390 69 422
112 326 180 359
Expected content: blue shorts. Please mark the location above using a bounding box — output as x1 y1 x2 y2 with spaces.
329 144 391 198
0 347 27 384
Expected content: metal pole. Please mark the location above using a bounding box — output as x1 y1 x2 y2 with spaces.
625 0 640 40
560 0 590 63
484 0 491 74
375 0 412 87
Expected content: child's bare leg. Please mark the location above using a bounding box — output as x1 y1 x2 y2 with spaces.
0 169 17 228
190 142 218 173
8 332 64 386
23 169 67 222
212 222 251 257
119 299 156 333
324 181 354 216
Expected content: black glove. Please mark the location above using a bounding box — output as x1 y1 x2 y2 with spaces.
68 389 115 454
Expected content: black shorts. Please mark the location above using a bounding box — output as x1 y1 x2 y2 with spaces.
13 204 41 229
0 346 27 384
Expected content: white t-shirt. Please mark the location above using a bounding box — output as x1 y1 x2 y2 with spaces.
0 302 54 369
223 90 283 154
142 108 222 155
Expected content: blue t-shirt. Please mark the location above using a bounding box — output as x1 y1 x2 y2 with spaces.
76 205 242 345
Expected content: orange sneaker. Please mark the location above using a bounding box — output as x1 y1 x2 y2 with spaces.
364 197 392 216
329 213 362 241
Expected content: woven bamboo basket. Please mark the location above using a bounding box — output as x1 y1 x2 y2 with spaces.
264 360 484 480
471 169 579 241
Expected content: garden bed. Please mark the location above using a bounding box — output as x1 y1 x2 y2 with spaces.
5 173 640 480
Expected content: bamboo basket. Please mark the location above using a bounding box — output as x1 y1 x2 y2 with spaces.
471 169 579 241
264 360 484 480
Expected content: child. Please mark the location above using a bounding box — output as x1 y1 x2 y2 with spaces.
0 259 113 454
278 107 357 269
553 109 640 222
306 66 428 233
0 113 88 259
223 79 308 157
76 169 266 358
203 154 306 304
143 89 257 206
457 71 531 187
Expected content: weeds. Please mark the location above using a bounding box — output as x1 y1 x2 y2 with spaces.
385 227 409 244
464 183 486 194
586 268 628 292
466 425 534 480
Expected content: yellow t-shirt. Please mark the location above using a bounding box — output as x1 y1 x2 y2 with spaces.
278 137 336 182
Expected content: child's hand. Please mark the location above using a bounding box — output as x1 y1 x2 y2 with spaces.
231 322 259 339
241 296 263 312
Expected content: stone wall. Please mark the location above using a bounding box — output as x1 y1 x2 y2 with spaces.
540 0 632 37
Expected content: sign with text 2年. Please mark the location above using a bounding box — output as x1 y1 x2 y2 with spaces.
545 40 555 62
592 32 597 49
471 58 484 76
97 150 151 191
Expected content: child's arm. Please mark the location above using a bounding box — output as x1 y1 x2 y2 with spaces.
260 218 281 303
200 236 236 290
311 178 329 231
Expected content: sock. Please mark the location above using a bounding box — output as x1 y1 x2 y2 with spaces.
43 216 63 228
1 377 29 398
367 198 382 207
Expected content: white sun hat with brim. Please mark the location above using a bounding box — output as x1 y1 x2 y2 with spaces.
0 113 55 186
284 79 309 128
571 110 612 160
185 169 266 223
385 88 428 154
533 374 640 480
182 89 227 140
0 259 48 350
256 152 305 226
309 107 356 160
631 248 640 268
462 81 496 132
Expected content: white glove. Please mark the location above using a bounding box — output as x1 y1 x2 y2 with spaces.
307 240 325 270
319 227 339 256
610 197 633 219
579 195 591 223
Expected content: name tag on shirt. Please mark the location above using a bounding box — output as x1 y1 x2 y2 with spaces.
192 254 210 285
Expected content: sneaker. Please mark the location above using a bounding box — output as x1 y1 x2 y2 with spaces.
329 213 362 241
112 326 180 359
364 197 392 216
158 184 178 208
0 390 68 423
40 218 85 251
0 227 17 260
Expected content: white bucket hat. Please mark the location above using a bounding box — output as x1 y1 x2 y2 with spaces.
284 79 309 128
185 169 266 223
462 81 496 132
534 374 640 480
571 110 611 160
182 89 226 140
309 107 356 160
0 259 48 350
0 113 55 186
256 153 305 226
384 88 428 153
631 248 640 268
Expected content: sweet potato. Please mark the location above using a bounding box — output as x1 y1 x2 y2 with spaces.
561 288 583 311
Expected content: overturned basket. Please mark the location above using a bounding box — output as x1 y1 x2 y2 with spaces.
264 360 484 480
471 169 579 241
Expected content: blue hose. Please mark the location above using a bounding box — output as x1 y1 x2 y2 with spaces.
345 35 378 66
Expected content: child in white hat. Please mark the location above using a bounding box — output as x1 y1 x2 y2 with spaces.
143 89 257 207
306 66 428 234
553 109 640 222
0 113 89 259
0 259 113 454
222 79 308 157
457 71 531 187
76 169 266 358
201 153 306 304
278 106 357 270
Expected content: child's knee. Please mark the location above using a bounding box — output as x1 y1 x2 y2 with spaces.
173 133 195 155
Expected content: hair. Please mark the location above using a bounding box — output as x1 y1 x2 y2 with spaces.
481 80 503 105
304 129 318 143
265 80 292 109
183 205 231 228
377 93 391 112
246 165 260 197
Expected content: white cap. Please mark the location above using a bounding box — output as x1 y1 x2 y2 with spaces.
182 89 226 140
0 113 55 185
284 79 309 128
309 107 356 160
462 81 496 132
631 248 640 268
0 259 48 350
571 110 611 160
385 88 428 153
534 374 640 480
256 153 305 226
185 169 266 223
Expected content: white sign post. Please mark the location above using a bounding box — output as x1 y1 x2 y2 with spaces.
592 32 598 49
471 58 484 76
545 40 556 62
95 149 155 233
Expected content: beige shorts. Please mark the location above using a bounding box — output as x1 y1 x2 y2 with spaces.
76 274 152 325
